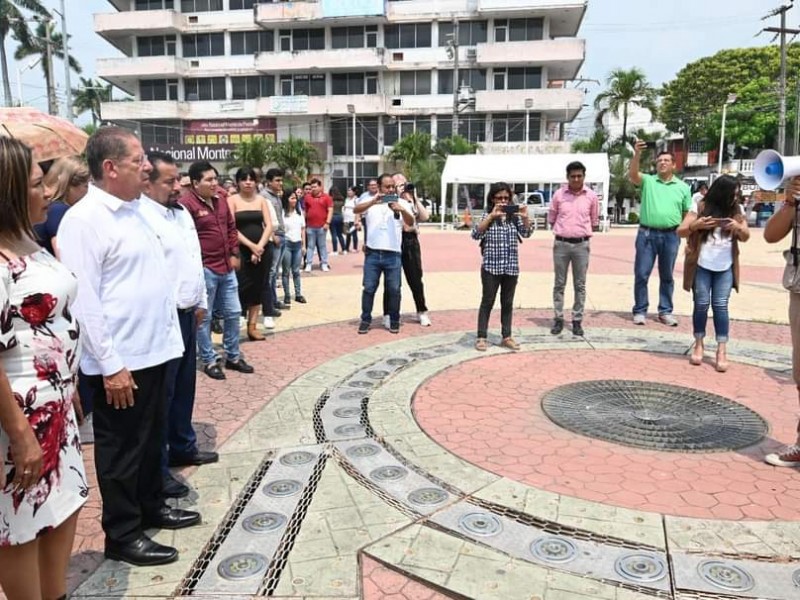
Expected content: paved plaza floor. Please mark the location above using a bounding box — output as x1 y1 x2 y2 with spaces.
42 228 800 599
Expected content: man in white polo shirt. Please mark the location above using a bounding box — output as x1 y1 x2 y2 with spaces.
353 173 415 334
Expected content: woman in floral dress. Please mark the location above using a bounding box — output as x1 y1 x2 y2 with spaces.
0 137 87 600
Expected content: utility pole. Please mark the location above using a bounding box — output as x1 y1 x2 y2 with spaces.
43 17 57 116
795 78 800 154
759 2 798 154
451 19 460 136
57 0 73 122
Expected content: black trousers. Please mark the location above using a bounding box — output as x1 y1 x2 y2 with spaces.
260 242 275 316
85 363 169 544
383 232 428 315
477 269 518 339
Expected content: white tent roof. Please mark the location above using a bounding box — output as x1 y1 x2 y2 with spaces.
441 153 610 186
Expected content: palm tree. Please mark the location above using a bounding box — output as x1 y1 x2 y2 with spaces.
609 155 639 223
594 67 658 149
0 0 49 106
226 136 272 171
73 77 112 126
13 19 81 114
265 136 320 183
571 127 609 153
432 134 478 161
386 130 433 181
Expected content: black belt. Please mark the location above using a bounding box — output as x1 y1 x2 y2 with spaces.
555 236 590 244
640 224 678 232
177 306 195 314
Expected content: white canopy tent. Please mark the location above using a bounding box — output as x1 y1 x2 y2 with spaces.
439 153 611 230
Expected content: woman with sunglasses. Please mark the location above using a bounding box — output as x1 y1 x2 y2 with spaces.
472 182 533 351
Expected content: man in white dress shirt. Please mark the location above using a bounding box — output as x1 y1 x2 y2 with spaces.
59 128 200 567
140 151 218 501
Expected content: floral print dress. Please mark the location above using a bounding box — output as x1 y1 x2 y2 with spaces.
0 249 87 546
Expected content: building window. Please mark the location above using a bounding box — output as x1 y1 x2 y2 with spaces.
437 115 485 143
438 20 487 47
279 74 325 96
494 18 543 42
399 71 431 95
331 25 378 49
180 0 222 12
331 72 378 96
278 28 324 51
332 161 379 193
385 23 431 49
231 30 273 54
140 79 178 101
438 69 487 94
331 117 379 156
231 75 274 99
135 0 174 9
184 77 226 101
384 116 430 147
492 113 526 142
493 67 542 90
140 121 182 146
137 35 176 57
229 0 256 9
182 33 224 58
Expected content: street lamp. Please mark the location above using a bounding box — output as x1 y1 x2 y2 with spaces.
347 104 356 186
17 57 42 105
524 98 534 153
718 93 737 174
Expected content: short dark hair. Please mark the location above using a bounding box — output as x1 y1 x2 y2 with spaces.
188 161 217 185
377 173 394 188
265 167 284 181
85 126 138 181
147 150 176 183
302 181 311 188
566 161 586 176
309 177 322 186
657 150 675 162
235 166 258 182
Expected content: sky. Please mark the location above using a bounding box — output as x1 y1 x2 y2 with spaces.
4 0 785 133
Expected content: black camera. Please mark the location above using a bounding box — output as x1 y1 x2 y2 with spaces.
404 182 415 193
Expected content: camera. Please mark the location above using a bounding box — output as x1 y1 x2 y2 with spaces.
381 194 399 204
404 182 416 193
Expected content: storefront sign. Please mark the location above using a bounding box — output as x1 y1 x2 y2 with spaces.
269 96 309 114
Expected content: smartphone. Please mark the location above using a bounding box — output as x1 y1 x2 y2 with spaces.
503 204 520 215
382 194 399 204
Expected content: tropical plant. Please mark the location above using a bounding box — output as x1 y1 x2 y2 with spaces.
72 77 111 126
594 67 658 150
432 134 478 161
226 136 272 171
609 155 639 222
0 0 49 106
571 127 609 153
386 130 433 180
13 19 81 114
227 136 320 183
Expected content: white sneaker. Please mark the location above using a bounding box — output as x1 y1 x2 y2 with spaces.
321 263 330 272
304 264 312 273
632 313 646 325
78 412 94 445
263 316 275 329
419 312 432 327
383 315 391 330
343 250 348 255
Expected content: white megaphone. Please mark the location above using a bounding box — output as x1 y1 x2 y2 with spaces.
754 149 800 190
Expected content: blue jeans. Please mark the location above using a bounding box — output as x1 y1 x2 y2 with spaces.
197 268 242 365
331 214 345 252
345 221 358 251
269 237 285 304
282 240 303 299
305 227 329 267
162 309 199 477
692 265 733 342
361 249 402 325
633 228 680 315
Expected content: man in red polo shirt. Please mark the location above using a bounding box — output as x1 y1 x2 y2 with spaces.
303 178 333 272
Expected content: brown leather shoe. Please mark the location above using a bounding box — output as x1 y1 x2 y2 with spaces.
500 337 520 351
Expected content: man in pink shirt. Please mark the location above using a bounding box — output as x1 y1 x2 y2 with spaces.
548 161 599 336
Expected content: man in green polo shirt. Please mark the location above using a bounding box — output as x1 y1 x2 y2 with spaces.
629 141 692 326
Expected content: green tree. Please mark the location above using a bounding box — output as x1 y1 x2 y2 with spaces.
609 155 639 222
594 67 658 148
432 134 478 161
226 136 272 171
0 0 49 106
265 136 320 183
571 127 609 153
386 130 433 182
13 19 81 113
72 77 111 126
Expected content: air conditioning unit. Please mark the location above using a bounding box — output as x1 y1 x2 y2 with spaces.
465 48 477 60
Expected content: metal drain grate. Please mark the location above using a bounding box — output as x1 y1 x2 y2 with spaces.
312 392 329 443
541 380 768 452
530 536 578 563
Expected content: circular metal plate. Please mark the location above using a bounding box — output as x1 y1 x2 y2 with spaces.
793 568 800 587
407 487 449 506
263 479 303 497
346 443 381 458
242 512 286 534
370 465 408 482
698 560 755 592
333 423 365 436
332 406 362 419
279 451 315 466
408 351 432 359
541 380 767 452
217 553 268 580
346 380 374 388
387 358 410 367
336 390 368 401
530 536 578 564
366 370 390 379
614 553 667 584
458 512 502 537
432 347 454 355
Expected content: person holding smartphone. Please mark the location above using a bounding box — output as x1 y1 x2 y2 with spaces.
472 182 533 351
677 175 749 372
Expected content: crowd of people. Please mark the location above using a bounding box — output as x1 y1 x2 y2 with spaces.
2 125 800 600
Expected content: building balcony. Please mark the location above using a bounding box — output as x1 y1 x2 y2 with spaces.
474 88 584 118
386 0 477 20
476 39 584 79
255 1 320 23
257 95 387 116
101 99 263 122
184 56 258 77
255 0 386 25
256 48 386 73
97 57 190 95
477 0 586 36
385 94 454 116
95 9 183 38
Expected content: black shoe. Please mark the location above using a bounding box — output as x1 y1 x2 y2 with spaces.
275 301 287 310
211 319 223 335
143 507 201 530
550 319 564 335
105 535 178 566
169 450 219 467
267 309 282 317
295 295 307 304
389 322 400 334
225 357 254 373
283 297 291 306
358 321 370 334
162 474 189 498
203 362 226 380
572 321 584 337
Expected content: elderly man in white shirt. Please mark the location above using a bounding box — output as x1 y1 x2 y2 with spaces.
140 151 217 502
59 128 199 568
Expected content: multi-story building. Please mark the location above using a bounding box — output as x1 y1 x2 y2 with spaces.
96 0 587 190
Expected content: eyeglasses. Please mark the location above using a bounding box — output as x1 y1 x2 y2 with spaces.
493 195 511 200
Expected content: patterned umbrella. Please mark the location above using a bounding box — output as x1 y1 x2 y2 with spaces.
0 107 89 162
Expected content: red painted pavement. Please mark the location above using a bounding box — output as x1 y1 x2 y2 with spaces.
361 555 456 599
